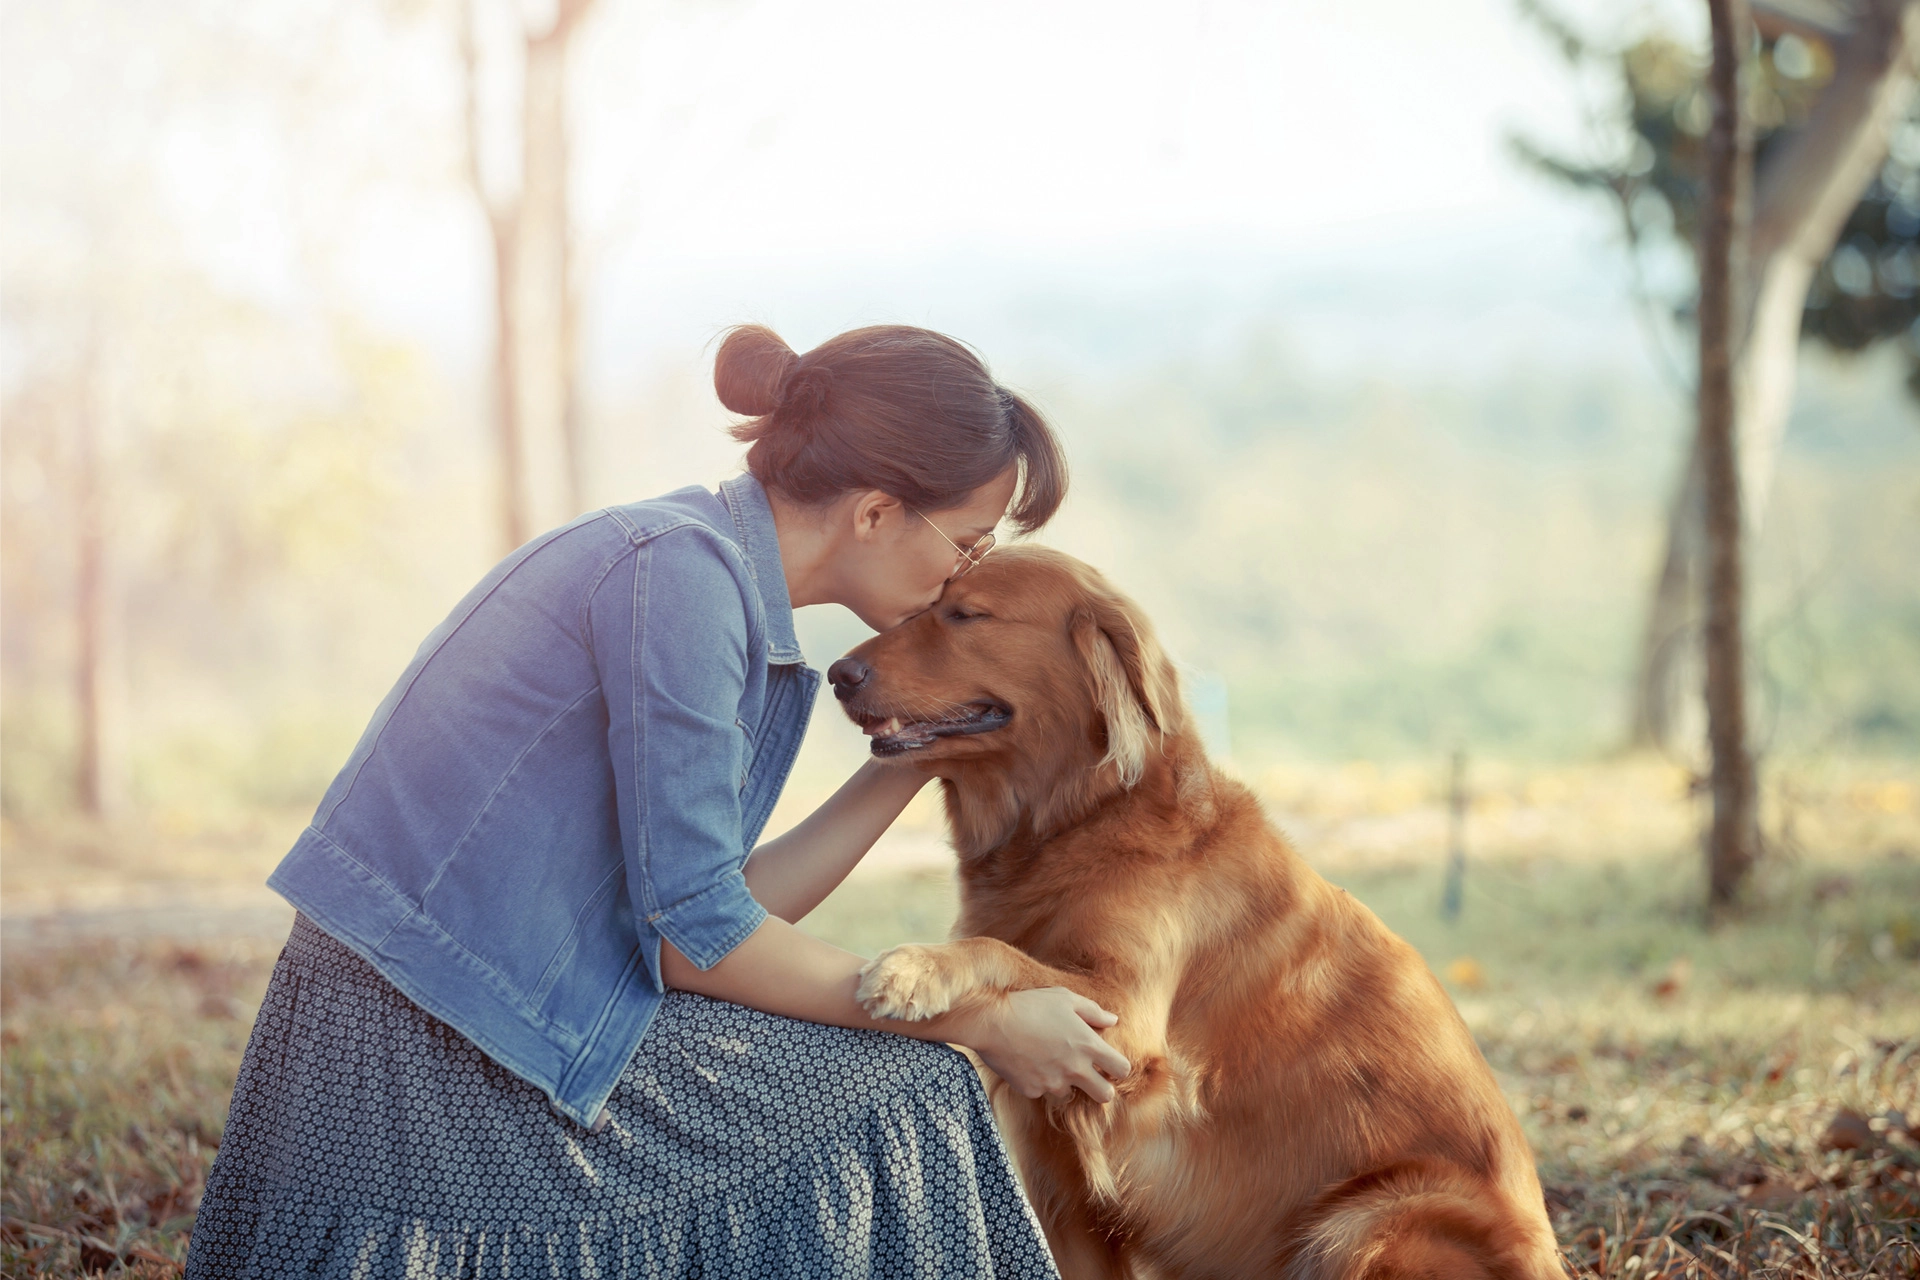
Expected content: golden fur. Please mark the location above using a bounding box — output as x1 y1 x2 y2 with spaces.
836 547 1563 1280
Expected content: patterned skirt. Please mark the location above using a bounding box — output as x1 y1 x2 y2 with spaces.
185 914 1059 1279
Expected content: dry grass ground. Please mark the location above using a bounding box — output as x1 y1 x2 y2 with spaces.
3 757 1916 1277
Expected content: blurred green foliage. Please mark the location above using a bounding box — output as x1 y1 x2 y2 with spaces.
5 335 1915 826
1044 338 1920 765
1511 2 1920 396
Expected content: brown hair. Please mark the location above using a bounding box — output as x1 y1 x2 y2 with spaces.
715 324 1068 534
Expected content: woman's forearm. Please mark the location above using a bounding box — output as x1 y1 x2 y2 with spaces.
709 760 1131 1101
659 917 1130 1101
743 759 929 922
659 915 970 1041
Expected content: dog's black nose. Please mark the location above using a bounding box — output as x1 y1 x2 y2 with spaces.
827 657 871 701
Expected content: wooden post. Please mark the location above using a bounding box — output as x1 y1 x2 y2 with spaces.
1441 748 1467 921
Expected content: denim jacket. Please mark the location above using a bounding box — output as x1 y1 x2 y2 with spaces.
268 474 819 1129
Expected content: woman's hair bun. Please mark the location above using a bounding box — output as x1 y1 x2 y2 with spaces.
716 321 1070 535
780 364 833 421
714 325 799 417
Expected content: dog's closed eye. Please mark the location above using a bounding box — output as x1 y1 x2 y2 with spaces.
944 607 992 623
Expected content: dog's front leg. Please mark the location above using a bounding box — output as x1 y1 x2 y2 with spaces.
859 937 1188 1135
862 938 1169 1277
857 935 1128 1025
857 935 1165 1119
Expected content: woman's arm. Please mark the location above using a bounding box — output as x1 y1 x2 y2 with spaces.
743 759 928 923
592 539 1122 1099
727 763 1130 1100
660 919 1131 1102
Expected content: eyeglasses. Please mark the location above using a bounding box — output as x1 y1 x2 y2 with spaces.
913 509 998 580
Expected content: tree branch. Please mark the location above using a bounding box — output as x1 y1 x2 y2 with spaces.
538 0 597 48
1749 0 1919 287
459 0 510 233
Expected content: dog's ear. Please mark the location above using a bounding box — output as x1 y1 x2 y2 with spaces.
1071 581 1183 788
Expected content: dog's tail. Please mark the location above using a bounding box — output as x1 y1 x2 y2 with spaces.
1292 1163 1563 1280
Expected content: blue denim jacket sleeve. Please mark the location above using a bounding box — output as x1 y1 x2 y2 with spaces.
589 527 770 988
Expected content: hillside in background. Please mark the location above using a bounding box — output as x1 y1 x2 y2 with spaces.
1053 338 1920 763
607 325 1920 779
5 273 1916 822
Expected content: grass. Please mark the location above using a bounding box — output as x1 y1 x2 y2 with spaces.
2 939 272 1277
3 758 1917 1277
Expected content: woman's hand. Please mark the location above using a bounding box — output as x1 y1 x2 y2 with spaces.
959 987 1131 1103
662 919 1128 1103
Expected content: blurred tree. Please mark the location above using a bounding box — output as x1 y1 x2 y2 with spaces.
1514 0 1920 754
1 1 445 818
72 336 127 817
458 0 599 553
1698 0 1761 907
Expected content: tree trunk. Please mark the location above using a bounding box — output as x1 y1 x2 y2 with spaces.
489 218 529 550
462 0 527 552
1700 0 1758 909
1739 0 1919 526
1628 0 1920 751
74 346 125 817
559 202 585 516
460 0 593 554
517 9 589 527
1630 432 1705 751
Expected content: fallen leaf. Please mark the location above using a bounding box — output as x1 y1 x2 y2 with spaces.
196 993 240 1020
1737 1181 1804 1210
1811 875 1855 903
79 1237 119 1273
1651 956 1692 999
1820 1108 1875 1152
1443 957 1486 991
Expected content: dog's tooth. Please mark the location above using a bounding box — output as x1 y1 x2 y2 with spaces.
883 717 902 736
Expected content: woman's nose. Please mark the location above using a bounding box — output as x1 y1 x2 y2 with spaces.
827 657 871 701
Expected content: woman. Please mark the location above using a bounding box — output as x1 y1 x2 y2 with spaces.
185 324 1128 1278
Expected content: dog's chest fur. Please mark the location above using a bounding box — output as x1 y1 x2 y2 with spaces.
948 787 1341 1267
954 834 1232 1218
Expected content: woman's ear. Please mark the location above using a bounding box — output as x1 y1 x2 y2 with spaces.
848 490 904 542
1070 585 1184 788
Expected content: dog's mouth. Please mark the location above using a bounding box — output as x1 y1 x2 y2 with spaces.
850 702 1013 756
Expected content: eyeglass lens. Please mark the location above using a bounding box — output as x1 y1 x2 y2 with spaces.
952 533 995 578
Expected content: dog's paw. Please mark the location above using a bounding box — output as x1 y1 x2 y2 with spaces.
857 944 965 1021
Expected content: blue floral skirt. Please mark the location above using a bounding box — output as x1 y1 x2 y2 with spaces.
185 914 1059 1278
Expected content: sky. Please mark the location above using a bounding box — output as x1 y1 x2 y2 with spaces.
3 0 1701 396
331 0 1688 385
576 0 1585 255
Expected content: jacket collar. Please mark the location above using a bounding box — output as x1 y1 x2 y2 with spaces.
718 473 806 665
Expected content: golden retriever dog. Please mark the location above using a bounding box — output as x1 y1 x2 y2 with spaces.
827 546 1561 1280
